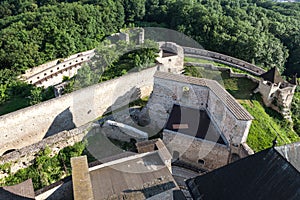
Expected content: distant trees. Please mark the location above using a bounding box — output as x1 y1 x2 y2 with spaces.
142 0 300 75
1 0 300 76
0 1 124 72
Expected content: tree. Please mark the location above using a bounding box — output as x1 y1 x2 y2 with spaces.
29 87 42 105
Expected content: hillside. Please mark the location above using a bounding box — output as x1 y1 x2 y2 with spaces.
184 64 300 152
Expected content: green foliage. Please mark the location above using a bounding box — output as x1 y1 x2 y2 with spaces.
64 39 158 93
129 96 149 108
241 97 300 152
143 0 300 75
29 87 43 105
122 0 146 22
291 89 300 135
0 163 11 174
0 1 124 72
184 56 259 77
0 142 87 190
185 65 300 152
184 65 258 99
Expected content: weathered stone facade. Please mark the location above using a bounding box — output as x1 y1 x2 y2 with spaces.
156 42 184 74
148 72 253 145
254 68 297 120
163 130 229 170
0 67 156 155
22 50 95 87
144 72 253 169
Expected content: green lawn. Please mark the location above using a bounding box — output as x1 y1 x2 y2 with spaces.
184 56 258 77
184 65 258 99
240 97 300 152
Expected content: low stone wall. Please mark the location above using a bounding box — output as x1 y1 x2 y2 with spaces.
183 46 266 76
240 143 255 157
0 66 157 155
163 130 229 171
0 123 92 177
185 62 260 84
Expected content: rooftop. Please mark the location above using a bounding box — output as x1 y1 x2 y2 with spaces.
185 148 300 200
0 179 35 200
276 142 300 172
89 152 178 199
260 67 284 84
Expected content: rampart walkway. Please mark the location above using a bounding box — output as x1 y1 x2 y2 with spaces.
22 44 266 87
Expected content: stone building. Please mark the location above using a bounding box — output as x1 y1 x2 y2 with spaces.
145 71 254 171
156 42 184 74
254 67 297 119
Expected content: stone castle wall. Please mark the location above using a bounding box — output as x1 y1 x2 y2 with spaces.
163 130 229 170
157 42 184 74
148 76 252 145
0 67 157 155
146 77 209 130
0 123 92 177
207 90 252 144
185 62 260 84
183 46 266 76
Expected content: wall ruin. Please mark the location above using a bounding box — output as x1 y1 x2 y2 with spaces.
163 130 229 170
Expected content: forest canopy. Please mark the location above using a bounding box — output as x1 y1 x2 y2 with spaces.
0 0 299 76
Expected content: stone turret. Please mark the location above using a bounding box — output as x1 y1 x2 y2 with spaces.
254 67 297 120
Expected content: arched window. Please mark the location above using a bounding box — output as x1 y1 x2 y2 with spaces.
198 159 205 165
231 153 240 163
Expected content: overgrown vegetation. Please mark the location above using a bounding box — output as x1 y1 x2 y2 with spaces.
184 65 258 99
291 87 300 135
241 96 300 152
63 39 158 93
184 65 300 151
143 0 300 76
0 142 94 190
0 68 55 115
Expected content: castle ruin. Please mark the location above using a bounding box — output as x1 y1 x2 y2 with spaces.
254 67 297 120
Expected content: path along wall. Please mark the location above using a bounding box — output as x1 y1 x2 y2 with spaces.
0 67 157 155
183 46 266 76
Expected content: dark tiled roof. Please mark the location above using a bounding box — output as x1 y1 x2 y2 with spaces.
154 71 253 121
276 142 300 172
260 67 284 84
185 148 300 200
0 179 35 200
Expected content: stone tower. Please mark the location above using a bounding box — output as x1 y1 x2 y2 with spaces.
254 67 297 120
